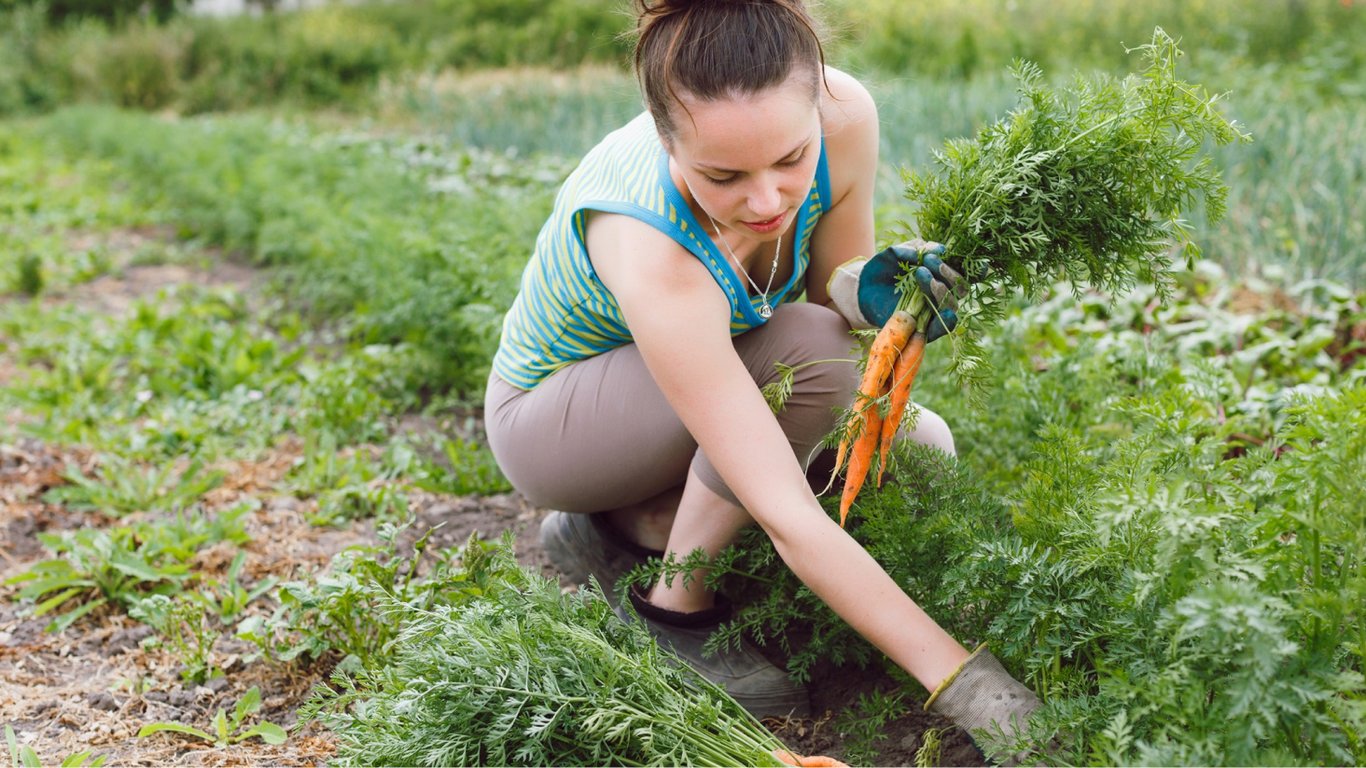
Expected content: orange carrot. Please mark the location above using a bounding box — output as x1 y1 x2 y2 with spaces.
876 331 927 487
830 310 917 482
774 750 850 767
839 395 883 527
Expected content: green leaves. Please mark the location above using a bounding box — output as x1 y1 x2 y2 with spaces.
305 551 790 767
137 686 287 748
904 29 1251 405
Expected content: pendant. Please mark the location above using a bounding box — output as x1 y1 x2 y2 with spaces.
758 303 773 319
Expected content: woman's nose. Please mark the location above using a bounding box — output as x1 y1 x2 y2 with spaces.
747 180 783 218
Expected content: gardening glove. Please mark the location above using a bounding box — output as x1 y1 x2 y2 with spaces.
826 238 963 340
925 644 1042 767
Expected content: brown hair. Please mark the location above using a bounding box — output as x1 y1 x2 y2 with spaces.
632 0 827 140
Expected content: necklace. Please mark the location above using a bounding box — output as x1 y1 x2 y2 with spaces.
700 208 782 319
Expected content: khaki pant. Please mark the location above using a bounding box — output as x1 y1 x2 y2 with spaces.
484 302 952 513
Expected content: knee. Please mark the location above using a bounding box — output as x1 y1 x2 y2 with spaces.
902 405 956 458
772 302 859 361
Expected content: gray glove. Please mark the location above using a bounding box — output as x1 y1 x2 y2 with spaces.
925 645 1043 766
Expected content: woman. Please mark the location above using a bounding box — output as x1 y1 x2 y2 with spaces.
485 0 1041 754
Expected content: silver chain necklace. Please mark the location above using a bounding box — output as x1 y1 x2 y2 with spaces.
699 208 782 319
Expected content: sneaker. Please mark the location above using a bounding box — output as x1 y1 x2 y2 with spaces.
620 584 811 720
539 511 661 599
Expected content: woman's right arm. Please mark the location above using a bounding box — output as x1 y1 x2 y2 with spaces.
585 212 971 693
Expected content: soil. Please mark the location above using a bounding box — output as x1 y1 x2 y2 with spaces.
0 232 983 767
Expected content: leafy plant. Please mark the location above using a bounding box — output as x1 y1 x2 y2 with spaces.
411 434 512 496
5 725 105 768
193 550 277 624
238 522 513 668
702 268 1366 764
303 553 794 767
833 688 911 767
43 456 225 517
900 29 1250 404
3 505 250 632
136 686 286 748
128 592 221 684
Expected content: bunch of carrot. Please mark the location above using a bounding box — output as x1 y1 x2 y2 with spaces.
831 266 943 528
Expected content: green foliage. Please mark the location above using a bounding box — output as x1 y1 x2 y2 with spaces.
128 551 276 684
903 30 1250 404
708 267 1366 765
8 0 181 25
128 592 222 684
303 546 790 767
29 110 551 397
44 456 225 517
65 19 188 109
5 725 105 767
14 252 42 296
825 0 1366 80
833 688 911 767
137 686 286 747
238 523 512 668
3 504 250 632
411 434 513 497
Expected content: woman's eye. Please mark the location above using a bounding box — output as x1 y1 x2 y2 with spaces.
779 151 807 167
706 175 738 186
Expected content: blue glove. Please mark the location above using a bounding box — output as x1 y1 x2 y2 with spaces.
856 240 962 342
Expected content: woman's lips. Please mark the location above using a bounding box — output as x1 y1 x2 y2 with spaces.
742 213 785 234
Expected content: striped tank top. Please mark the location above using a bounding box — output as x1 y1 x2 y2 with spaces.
493 111 833 390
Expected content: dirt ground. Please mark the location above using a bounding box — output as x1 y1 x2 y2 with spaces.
0 240 982 767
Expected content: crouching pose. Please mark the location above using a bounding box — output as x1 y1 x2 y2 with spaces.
485 0 1041 757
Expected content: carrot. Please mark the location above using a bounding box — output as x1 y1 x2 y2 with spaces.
839 396 884 527
774 750 850 767
829 310 917 482
875 331 927 487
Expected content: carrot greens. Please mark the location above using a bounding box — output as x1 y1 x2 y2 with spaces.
901 28 1250 404
830 28 1250 518
303 547 792 767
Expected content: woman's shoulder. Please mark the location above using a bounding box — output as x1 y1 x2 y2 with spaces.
819 66 879 206
820 66 878 137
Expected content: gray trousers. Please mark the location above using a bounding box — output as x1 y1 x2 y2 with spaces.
484 302 952 513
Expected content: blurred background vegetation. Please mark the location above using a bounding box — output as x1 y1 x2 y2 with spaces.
2 0 1363 395
3 0 1363 114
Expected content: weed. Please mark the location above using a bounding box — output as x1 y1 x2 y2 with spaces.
5 725 105 767
193 551 277 625
137 686 286 748
128 593 222 685
411 434 511 497
239 522 513 669
3 504 251 633
833 689 910 767
43 456 226 517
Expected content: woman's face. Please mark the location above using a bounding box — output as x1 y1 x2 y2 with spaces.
666 74 821 243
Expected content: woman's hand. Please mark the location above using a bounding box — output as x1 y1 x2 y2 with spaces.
826 239 963 339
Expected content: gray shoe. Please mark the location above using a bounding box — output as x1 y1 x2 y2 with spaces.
620 585 811 720
540 511 658 599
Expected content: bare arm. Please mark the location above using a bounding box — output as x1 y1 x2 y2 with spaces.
587 212 968 690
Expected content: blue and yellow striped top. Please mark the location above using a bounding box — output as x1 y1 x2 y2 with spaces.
493 111 833 390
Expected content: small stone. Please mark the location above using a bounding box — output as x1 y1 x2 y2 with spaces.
86 691 119 712
204 676 229 693
143 691 169 704
168 689 194 708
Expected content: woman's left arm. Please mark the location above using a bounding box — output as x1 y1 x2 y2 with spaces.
805 67 880 307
